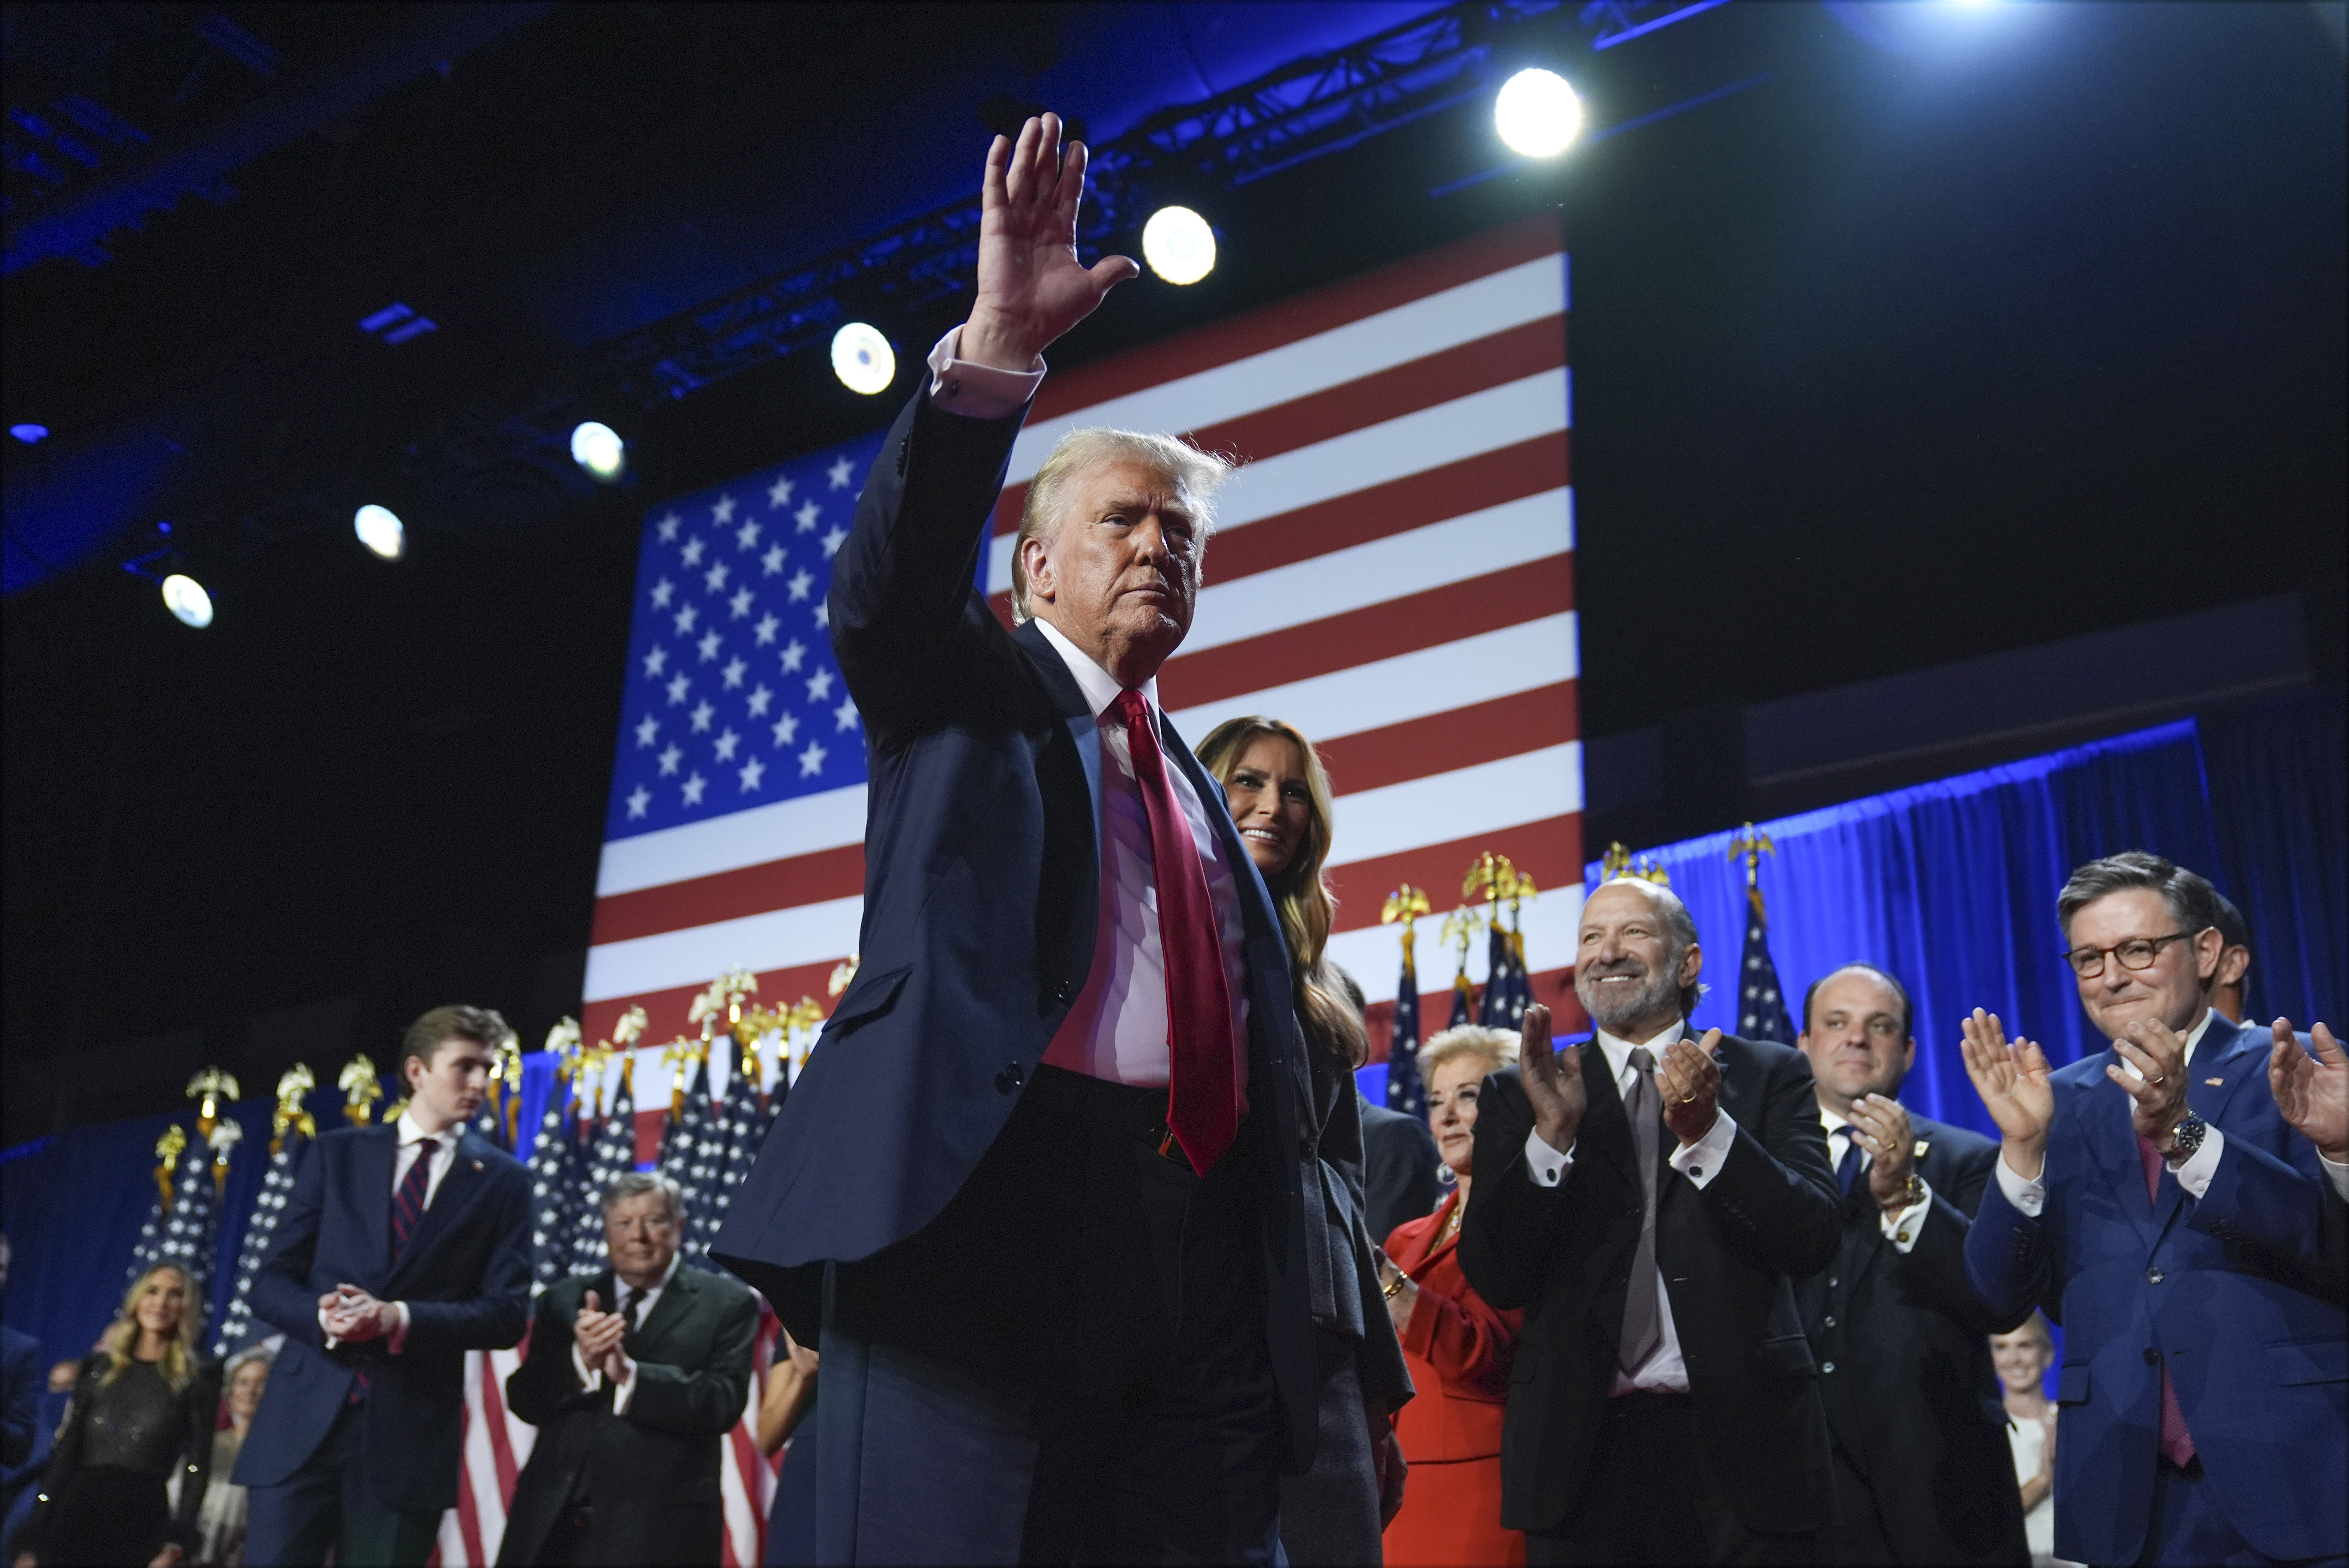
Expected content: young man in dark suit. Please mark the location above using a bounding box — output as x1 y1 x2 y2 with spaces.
1458 877 1842 1566
713 113 1317 1563
1792 963 2027 1566
499 1173 758 1567
236 1006 532 1567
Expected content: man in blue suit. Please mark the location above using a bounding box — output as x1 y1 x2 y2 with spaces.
236 1006 532 1566
1960 852 2349 1567
713 113 1318 1564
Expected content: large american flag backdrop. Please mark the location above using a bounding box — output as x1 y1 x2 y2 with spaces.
581 211 1586 1069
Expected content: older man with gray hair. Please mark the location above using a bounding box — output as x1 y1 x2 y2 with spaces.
713 112 1321 1564
500 1174 757 1567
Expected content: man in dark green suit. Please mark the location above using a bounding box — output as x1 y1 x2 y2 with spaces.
499 1174 758 1567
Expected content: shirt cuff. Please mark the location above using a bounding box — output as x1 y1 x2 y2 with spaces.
571 1343 603 1390
1524 1126 1572 1187
2322 1151 2349 1205
318 1306 338 1350
926 326 1044 418
386 1302 410 1355
1668 1110 1737 1189
2167 1123 2224 1200
1995 1150 2048 1217
1879 1178 1932 1251
610 1358 639 1415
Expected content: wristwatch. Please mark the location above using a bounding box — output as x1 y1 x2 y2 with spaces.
1879 1171 1925 1213
2164 1110 2208 1166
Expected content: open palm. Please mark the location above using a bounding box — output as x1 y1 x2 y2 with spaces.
1960 1008 2055 1146
963 113 1139 370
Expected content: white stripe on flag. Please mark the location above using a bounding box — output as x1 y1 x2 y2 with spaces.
583 892 865 1004
1325 742 1585 867
1005 254 1567 484
598 783 867 897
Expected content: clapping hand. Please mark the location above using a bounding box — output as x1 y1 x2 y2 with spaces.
1657 1031 1724 1147
2108 1018 2191 1153
1518 1004 1584 1156
2269 1019 2349 1162
1847 1094 1916 1210
574 1290 628 1383
1959 1009 2055 1177
960 113 1139 373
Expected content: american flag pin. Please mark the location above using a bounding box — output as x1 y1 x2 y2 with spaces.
472 1159 484 1170
2204 1077 2223 1087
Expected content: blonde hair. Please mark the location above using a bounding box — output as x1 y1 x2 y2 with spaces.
1196 716 1364 1066
100 1263 204 1391
1420 1024 1520 1085
1010 428 1233 623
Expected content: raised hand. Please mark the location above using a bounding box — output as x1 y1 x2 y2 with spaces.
1848 1093 1916 1209
1658 1030 1724 1147
1518 1004 1585 1155
2109 1018 2191 1151
960 113 1140 372
574 1290 625 1380
1959 1009 2055 1176
2269 1019 2349 1162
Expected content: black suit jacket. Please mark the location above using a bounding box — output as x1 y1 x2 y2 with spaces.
498 1265 759 1567
1359 1092 1443 1246
711 387 1318 1471
1798 1113 2029 1566
1457 1036 1842 1535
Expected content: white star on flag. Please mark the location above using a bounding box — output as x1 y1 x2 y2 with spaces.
656 512 682 542
712 494 737 524
797 740 828 775
780 638 807 673
672 604 698 635
681 537 705 566
747 684 773 717
794 500 821 532
738 757 766 791
714 729 741 762
768 474 794 507
704 561 730 593
665 673 691 705
827 455 856 489
634 715 659 747
753 613 780 646
761 544 787 576
786 569 814 602
650 578 675 607
729 587 755 619
834 696 860 732
806 668 835 702
721 657 747 689
626 786 650 818
735 518 761 550
657 744 683 776
642 646 668 677
682 773 708 806
689 701 716 733
697 630 722 661
821 526 847 559
814 601 829 629
771 713 799 747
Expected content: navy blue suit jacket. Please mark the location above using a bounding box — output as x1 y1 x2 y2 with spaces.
233 1124 531 1513
712 387 1318 1469
1964 1013 2347 1563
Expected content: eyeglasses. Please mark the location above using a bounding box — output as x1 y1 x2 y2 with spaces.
2062 929 2204 979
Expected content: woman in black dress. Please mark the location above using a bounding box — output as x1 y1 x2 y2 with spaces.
12 1263 219 1568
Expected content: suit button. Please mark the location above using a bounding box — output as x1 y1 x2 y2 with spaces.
1821 1362 1835 1374
1826 1278 1837 1289
1053 979 1077 1005
1823 1315 1836 1328
2142 1348 2161 1365
2146 1267 2164 1284
995 1063 1025 1094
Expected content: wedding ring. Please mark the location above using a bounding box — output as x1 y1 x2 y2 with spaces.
2150 1075 2166 1085
1678 1093 1697 1104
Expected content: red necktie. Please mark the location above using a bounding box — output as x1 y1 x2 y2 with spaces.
1113 690 1240 1171
2135 1131 2197 1468
350 1140 437 1404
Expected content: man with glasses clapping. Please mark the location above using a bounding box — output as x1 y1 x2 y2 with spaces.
1956 851 2347 1568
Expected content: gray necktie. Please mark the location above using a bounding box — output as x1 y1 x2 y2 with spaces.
1619 1047 1663 1372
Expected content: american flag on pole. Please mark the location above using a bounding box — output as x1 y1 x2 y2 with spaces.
579 211 1582 1063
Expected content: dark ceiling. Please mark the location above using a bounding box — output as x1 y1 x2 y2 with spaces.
4 1 2343 1141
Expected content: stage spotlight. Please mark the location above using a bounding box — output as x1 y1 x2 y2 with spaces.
161 573 214 629
831 323 896 395
1142 206 1216 285
9 424 48 444
354 504 406 560
571 421 627 482
1495 68 1584 157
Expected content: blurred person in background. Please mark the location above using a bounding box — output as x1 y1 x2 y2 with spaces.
755 1329 819 1567
189 1346 272 1566
1991 1315 2074 1568
12 1262 218 1568
1378 1024 1525 1568
1200 715 1412 1565
2209 892 2252 1026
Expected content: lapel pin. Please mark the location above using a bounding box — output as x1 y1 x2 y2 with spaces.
2204 1077 2222 1087
1912 1140 1930 1159
471 1159 484 1170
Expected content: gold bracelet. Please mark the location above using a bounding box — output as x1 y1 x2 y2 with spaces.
1383 1272 1407 1298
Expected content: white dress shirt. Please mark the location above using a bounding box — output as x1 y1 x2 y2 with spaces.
320 1110 462 1353
1819 1106 1933 1252
573 1249 682 1415
1030 616 1250 1088
1521 1019 1739 1395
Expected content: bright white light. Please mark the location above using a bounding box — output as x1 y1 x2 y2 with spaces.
830 324 896 395
1495 68 1584 158
1142 206 1216 285
571 421 626 481
161 573 213 629
354 503 406 560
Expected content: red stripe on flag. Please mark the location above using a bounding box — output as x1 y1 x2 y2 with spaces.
478 1347 519 1502
454 1449 486 1568
726 1421 766 1566
1325 814 1585 936
1158 554 1574 710
590 842 866 947
1364 964 1591 1062
1313 682 1581 798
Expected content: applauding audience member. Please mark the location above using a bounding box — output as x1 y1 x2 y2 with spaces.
190 1346 271 1566
1379 1024 1525 1568
1991 1316 2075 1568
499 1174 758 1568
1794 963 2027 1566
1959 852 2347 1568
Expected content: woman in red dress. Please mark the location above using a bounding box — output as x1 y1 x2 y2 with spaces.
1379 1024 1526 1568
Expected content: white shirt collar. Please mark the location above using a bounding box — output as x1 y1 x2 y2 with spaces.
1592 1018 1687 1083
396 1109 461 1150
617 1249 683 1303
1031 614 1160 718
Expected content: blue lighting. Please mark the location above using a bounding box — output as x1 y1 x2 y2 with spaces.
1592 0 1737 52
359 303 414 334
157 521 173 535
8 424 47 444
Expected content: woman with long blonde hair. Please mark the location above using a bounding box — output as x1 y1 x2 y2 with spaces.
12 1263 220 1568
1198 716 1413 1567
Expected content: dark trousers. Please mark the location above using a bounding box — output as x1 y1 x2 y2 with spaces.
810 1066 1284 1565
1526 1394 1818 1568
1824 1438 1896 1566
243 1402 441 1568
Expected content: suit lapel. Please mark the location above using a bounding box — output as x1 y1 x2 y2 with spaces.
2151 1015 2260 1242
385 1132 485 1290
1575 1041 1635 1188
632 1266 697 1350
2079 1052 2159 1238
353 1126 396 1272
